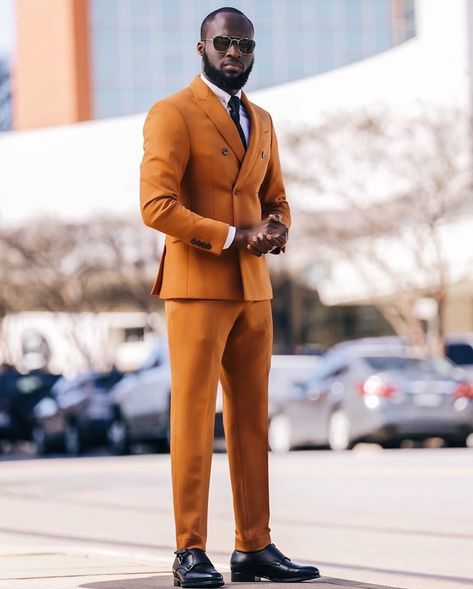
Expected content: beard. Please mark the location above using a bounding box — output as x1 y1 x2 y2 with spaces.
202 51 254 94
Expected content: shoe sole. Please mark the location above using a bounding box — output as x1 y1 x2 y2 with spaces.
174 578 225 588
231 571 321 583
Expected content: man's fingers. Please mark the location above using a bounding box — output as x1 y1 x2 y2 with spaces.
266 230 287 246
254 233 274 252
247 244 263 257
267 235 285 247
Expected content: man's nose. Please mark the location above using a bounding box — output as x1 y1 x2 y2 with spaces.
226 40 241 56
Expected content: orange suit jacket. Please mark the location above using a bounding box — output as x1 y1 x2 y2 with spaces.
140 75 291 301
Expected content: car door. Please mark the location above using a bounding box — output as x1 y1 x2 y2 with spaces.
119 343 170 436
285 356 347 445
133 363 171 435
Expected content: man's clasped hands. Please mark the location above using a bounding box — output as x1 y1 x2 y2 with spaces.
232 214 288 257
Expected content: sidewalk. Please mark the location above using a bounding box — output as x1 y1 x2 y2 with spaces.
0 545 404 589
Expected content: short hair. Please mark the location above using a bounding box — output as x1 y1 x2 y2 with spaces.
200 7 254 40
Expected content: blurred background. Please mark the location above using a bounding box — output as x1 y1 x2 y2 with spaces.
1 0 473 459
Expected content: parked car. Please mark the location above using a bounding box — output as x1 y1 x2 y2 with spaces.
33 368 124 456
268 354 321 417
329 334 473 373
269 345 473 452
0 366 60 449
107 340 225 455
445 334 473 375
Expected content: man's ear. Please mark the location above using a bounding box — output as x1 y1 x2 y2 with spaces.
196 42 205 56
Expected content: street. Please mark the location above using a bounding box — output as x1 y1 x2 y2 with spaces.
0 446 472 589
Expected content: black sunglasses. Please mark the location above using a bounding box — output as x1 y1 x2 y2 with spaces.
202 36 256 55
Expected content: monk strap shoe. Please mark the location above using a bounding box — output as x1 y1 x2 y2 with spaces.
230 543 320 582
173 548 224 587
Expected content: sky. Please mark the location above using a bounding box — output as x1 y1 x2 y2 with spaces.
0 0 14 58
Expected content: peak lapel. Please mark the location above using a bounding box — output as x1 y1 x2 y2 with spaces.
237 92 262 187
190 76 245 163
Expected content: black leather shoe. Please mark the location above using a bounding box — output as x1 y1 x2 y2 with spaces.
230 543 320 582
173 548 225 588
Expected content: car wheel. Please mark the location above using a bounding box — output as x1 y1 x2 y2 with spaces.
32 424 51 456
64 423 83 456
269 414 293 453
328 408 353 451
380 439 401 449
107 417 130 455
444 434 468 448
155 423 171 453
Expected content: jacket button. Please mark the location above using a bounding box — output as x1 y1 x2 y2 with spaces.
222 148 229 156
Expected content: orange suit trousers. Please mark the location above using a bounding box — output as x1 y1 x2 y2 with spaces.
165 298 273 552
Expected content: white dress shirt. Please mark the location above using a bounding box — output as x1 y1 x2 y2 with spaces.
200 73 251 248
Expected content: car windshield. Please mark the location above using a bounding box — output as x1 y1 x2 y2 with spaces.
446 343 473 366
363 356 455 378
95 373 122 389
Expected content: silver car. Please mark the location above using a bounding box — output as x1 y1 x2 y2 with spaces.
269 346 473 452
107 339 225 454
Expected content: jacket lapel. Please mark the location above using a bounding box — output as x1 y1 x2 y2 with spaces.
190 76 245 163
236 91 262 187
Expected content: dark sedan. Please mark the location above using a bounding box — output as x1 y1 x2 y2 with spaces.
33 369 124 456
0 366 60 450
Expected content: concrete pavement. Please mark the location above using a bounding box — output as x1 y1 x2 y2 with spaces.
1 446 472 589
0 544 404 589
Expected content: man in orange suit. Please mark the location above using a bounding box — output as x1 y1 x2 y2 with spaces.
140 7 320 587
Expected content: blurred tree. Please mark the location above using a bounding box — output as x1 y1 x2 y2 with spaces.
0 215 161 367
283 105 473 356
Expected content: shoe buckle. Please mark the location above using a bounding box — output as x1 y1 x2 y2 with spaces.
174 549 191 561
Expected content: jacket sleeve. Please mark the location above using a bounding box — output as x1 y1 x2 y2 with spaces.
140 100 230 255
258 116 291 254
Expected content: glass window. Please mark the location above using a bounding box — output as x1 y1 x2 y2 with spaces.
375 27 391 50
164 28 182 48
373 0 389 21
89 0 418 117
129 0 153 18
446 344 473 366
92 0 118 22
164 50 183 76
287 30 305 48
306 355 348 384
95 88 123 118
344 0 362 21
131 50 152 78
95 372 123 389
315 0 332 20
93 47 121 80
255 0 272 19
131 26 152 48
93 26 119 48
345 26 363 49
315 28 333 52
132 86 155 111
363 356 455 377
163 0 181 21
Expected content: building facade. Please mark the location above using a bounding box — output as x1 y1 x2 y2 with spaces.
0 56 12 131
13 0 415 129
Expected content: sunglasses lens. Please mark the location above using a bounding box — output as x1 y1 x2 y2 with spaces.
213 36 231 51
239 39 255 54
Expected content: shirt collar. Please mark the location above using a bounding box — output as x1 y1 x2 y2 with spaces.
200 73 242 109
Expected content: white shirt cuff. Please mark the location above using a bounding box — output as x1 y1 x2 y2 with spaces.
223 226 236 249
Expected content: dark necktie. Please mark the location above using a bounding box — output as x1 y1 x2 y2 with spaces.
228 95 247 149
